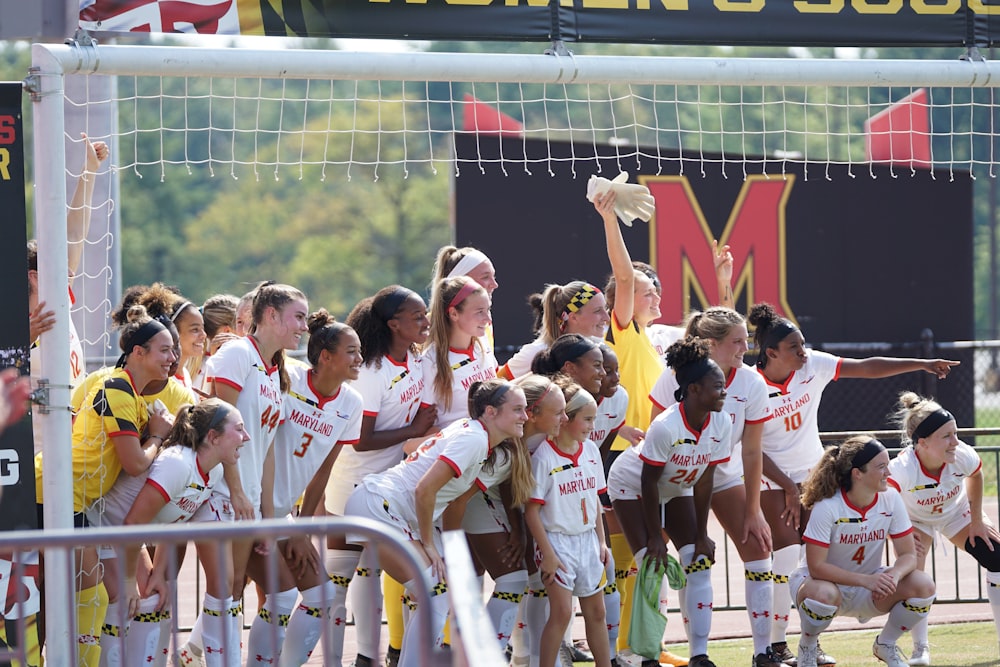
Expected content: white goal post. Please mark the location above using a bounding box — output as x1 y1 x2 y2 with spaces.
27 40 1000 664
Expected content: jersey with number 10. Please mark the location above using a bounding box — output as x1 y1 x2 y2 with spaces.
759 350 842 481
272 363 362 518
204 336 283 507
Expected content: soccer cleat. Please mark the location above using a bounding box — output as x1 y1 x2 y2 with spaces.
558 640 574 667
384 645 401 667
872 638 909 667
351 655 376 667
796 644 818 667
687 655 716 667
753 647 786 667
568 640 595 662
816 643 836 667
659 649 689 666
908 644 930 666
770 642 797 666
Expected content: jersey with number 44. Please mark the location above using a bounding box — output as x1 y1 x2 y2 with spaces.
759 350 842 477
272 363 362 517
803 488 912 574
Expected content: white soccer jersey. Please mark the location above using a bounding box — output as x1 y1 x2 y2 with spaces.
500 338 547 380
529 438 606 536
204 336 283 508
608 404 731 501
759 350 842 481
94 446 222 527
802 488 912 575
272 363 362 518
590 388 628 446
647 324 685 364
420 341 497 428
650 364 771 484
31 318 85 455
363 418 490 525
888 442 982 528
331 351 425 487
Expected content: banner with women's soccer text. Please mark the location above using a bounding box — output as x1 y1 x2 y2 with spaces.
0 83 37 533
78 0 1000 48
454 133 974 434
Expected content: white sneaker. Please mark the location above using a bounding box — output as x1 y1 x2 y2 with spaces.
796 644 818 667
872 639 908 667
908 644 930 666
174 642 206 667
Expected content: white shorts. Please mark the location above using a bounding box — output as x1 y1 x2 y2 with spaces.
712 444 743 494
535 530 604 598
762 467 810 490
790 565 882 623
325 475 359 517
462 489 512 535
912 505 981 541
192 492 240 523
343 484 419 544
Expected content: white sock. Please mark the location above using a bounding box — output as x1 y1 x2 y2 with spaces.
910 616 929 650
744 558 773 655
511 599 528 659
225 598 243 667
881 596 934 645
279 581 336 667
187 609 204 652
99 600 125 667
487 570 528 648
200 594 231 667
126 594 165 665
770 545 799 644
325 549 361 666
988 572 1000 643
353 550 383 660
603 558 620 658
522 570 548 667
399 569 450 667
246 588 298 664
153 602 173 667
796 597 837 648
678 544 713 657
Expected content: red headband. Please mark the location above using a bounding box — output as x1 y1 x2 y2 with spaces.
448 281 480 311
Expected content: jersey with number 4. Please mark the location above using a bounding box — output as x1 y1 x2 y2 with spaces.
332 351 425 487
887 442 981 526
803 488 912 574
529 438 606 536
759 350 842 479
204 336 283 506
273 363 362 518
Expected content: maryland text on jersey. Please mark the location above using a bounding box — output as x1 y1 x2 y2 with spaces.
771 393 812 418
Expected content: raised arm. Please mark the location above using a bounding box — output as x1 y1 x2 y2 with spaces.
596 191 636 327
838 357 959 380
713 240 734 310
67 134 109 285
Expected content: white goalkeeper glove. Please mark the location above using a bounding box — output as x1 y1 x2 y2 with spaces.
587 172 656 226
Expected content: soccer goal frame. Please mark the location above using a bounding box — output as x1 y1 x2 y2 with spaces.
27 40 1000 665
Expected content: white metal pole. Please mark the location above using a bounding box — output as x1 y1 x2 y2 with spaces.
30 42 75 667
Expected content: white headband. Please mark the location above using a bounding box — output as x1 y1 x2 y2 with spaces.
446 249 490 279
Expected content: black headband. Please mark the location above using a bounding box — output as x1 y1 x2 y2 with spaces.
554 338 598 367
117 319 168 368
207 404 232 431
912 408 955 442
851 438 886 469
374 287 417 323
673 357 717 402
757 320 799 366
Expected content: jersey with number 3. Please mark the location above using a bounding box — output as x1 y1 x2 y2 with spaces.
333 351 425 486
803 488 912 574
204 336 283 506
759 350 842 479
272 363 362 517
529 438 607 536
887 442 981 526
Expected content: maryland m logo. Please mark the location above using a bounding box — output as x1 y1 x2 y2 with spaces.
643 174 796 325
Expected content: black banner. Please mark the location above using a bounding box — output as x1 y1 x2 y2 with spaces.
0 83 36 532
80 0 1000 48
454 133 974 434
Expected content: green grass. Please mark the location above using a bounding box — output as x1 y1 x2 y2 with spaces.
610 622 1000 667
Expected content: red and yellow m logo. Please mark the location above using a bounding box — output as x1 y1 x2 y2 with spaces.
643 174 796 325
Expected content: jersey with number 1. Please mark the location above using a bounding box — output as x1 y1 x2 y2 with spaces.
759 350 841 481
204 336 283 507
802 488 912 574
331 350 425 486
529 438 606 536
272 363 362 518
